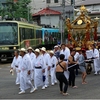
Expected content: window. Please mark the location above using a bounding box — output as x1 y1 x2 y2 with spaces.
0 22 18 45
54 0 58 3
36 30 42 38
46 0 51 3
19 28 34 42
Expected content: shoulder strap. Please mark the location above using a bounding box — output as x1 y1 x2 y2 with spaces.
57 61 65 71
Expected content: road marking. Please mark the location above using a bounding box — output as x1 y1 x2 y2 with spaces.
0 68 2 69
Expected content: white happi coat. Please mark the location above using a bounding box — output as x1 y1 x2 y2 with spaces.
32 55 44 88
11 55 22 84
27 52 36 80
42 53 51 85
50 56 57 84
92 49 100 72
28 52 35 61
11 55 22 71
60 47 70 61
74 52 79 61
19 54 32 91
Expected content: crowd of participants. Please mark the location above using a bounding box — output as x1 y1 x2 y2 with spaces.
10 43 100 95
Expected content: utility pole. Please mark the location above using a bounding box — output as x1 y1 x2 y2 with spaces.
71 0 75 20
61 0 65 44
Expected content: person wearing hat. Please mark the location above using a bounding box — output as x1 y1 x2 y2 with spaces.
18 48 34 94
27 47 35 81
41 47 51 88
54 45 60 59
32 49 45 91
11 50 22 85
27 47 35 60
49 50 58 85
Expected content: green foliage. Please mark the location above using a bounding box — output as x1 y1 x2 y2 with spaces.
0 0 32 21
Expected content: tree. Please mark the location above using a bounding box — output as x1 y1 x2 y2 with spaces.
0 0 32 21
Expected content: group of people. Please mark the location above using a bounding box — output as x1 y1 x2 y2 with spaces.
10 43 100 96
11 46 58 95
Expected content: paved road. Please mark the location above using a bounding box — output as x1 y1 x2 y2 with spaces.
0 63 100 99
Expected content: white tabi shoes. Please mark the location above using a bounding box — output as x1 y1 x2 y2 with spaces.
51 83 54 86
30 87 36 93
55 81 57 84
18 91 25 95
94 72 98 75
42 86 45 90
45 85 48 88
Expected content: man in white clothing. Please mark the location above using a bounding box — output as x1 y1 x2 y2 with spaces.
32 49 45 91
49 50 57 85
11 50 22 85
91 44 100 75
41 47 51 88
27 47 36 80
60 44 70 80
54 45 60 59
18 48 34 94
60 44 70 61
27 47 35 60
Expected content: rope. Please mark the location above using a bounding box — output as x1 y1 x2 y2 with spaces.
68 59 93 69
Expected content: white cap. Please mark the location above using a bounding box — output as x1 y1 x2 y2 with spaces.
41 47 46 52
49 50 54 54
19 48 26 53
54 45 58 48
58 45 61 47
27 47 34 51
35 49 40 53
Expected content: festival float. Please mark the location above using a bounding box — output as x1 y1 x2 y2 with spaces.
66 5 99 49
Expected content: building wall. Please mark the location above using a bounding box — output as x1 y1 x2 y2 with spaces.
76 4 100 33
76 5 100 13
40 15 60 27
30 0 83 14
50 5 73 20
30 0 47 14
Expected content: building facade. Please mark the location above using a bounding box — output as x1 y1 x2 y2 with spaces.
32 8 61 27
30 0 83 14
75 0 100 33
75 0 100 19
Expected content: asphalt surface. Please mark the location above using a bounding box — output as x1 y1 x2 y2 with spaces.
0 63 100 99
